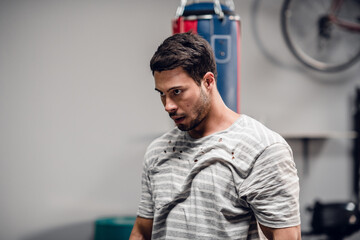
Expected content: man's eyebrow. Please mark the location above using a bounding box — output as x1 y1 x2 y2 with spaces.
155 86 183 93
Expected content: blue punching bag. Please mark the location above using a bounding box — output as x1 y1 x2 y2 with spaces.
173 0 241 113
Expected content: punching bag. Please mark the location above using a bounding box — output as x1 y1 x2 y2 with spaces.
172 0 241 113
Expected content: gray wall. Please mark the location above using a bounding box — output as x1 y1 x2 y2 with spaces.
0 0 359 239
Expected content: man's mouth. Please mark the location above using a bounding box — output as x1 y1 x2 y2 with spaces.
170 115 185 124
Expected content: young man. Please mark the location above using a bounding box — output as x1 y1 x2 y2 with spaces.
130 32 301 240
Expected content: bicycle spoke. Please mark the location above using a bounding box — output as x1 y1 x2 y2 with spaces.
281 0 360 72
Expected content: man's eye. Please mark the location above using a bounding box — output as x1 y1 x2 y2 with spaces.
173 89 182 95
159 92 165 97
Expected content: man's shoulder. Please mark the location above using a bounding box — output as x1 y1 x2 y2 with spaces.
147 127 182 149
237 114 287 147
230 115 293 178
143 127 183 165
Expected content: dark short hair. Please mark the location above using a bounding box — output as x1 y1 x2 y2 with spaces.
150 32 217 85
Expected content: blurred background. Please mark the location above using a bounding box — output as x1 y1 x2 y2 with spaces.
0 0 359 239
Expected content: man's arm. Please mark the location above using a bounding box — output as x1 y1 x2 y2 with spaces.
129 217 153 240
259 224 301 240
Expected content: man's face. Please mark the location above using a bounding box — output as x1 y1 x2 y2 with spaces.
154 67 210 132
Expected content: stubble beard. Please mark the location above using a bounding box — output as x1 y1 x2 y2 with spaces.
177 88 210 132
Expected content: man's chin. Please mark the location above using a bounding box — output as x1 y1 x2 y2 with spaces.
177 122 197 132
177 124 188 131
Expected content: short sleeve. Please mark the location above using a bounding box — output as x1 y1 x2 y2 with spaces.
136 159 155 219
240 143 301 228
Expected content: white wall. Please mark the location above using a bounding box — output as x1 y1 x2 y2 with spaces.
0 0 359 239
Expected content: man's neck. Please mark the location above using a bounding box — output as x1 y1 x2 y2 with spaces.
188 102 240 139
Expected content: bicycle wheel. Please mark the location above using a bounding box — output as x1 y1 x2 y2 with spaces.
281 0 360 72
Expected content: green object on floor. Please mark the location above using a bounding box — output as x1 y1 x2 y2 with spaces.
94 216 136 240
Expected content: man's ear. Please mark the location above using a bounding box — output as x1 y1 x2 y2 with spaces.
202 72 215 89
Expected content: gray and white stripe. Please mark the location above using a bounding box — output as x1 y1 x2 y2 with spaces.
137 114 300 239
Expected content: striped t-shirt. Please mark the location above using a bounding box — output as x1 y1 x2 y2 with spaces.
137 114 300 239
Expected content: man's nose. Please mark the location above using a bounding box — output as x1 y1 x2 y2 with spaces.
164 97 177 113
